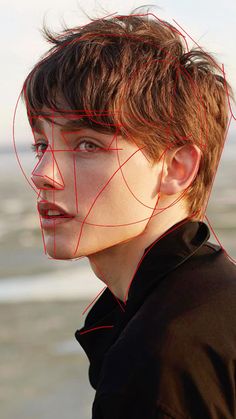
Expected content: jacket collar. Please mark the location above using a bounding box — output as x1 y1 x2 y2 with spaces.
127 217 210 302
75 218 210 389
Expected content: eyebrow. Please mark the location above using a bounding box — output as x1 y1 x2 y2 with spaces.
32 117 89 134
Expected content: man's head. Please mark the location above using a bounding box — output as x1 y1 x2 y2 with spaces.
20 11 232 259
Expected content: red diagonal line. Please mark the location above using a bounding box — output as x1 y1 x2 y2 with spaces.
82 286 107 316
79 325 114 335
173 18 222 73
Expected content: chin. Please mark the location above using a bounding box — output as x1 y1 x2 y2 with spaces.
44 241 109 260
45 247 74 260
44 239 85 260
42 225 140 260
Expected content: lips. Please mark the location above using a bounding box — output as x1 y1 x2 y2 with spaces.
37 201 75 219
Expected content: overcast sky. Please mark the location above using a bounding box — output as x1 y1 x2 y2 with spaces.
2 0 236 149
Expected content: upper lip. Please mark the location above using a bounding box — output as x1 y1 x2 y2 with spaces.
37 201 74 217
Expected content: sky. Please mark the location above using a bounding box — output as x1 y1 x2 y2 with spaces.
1 0 236 149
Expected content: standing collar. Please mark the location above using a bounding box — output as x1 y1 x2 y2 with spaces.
75 218 210 389
127 217 210 302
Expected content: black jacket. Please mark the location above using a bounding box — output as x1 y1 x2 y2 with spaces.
75 219 236 418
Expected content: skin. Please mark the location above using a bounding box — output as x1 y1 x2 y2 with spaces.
31 108 202 302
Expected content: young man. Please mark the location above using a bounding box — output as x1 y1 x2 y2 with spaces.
21 10 236 418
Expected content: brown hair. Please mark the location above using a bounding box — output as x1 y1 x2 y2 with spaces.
21 9 233 220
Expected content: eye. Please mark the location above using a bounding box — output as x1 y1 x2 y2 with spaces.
76 139 101 153
31 141 48 159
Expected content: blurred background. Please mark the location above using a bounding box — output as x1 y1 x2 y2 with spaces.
1 0 236 418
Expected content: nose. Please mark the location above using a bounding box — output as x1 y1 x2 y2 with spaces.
31 147 64 190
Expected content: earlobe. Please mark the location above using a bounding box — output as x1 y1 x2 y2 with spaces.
159 144 202 196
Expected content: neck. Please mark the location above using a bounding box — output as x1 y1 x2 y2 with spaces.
87 203 189 303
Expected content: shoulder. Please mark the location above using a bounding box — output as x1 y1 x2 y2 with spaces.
146 293 236 415
144 243 236 358
157 242 236 318
174 240 236 285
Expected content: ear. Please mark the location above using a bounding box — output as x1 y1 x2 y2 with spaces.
160 144 202 195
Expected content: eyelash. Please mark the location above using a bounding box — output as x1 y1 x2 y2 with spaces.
31 139 101 158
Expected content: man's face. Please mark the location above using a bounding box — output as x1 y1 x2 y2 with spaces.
31 110 163 260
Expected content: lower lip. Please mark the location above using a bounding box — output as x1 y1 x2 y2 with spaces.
40 215 75 230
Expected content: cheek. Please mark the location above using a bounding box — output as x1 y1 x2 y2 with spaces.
75 164 111 202
115 148 158 206
73 158 158 224
66 159 116 218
